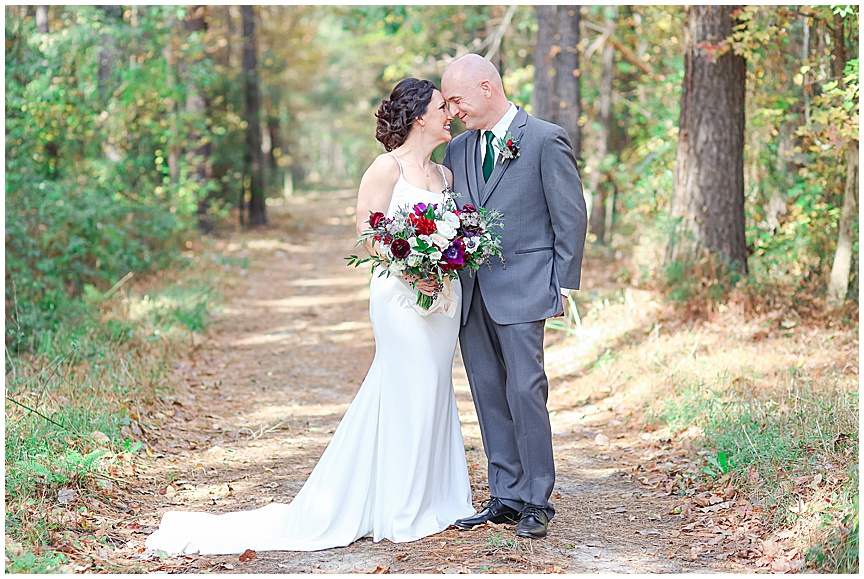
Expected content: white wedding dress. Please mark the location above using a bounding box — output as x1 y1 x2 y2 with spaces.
145 160 475 555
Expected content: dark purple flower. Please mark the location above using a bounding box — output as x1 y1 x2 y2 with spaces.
443 240 465 267
413 203 427 215
462 204 477 212
390 238 411 259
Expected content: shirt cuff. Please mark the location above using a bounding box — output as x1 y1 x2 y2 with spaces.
560 288 573 296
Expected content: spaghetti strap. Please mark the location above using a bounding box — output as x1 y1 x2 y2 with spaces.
436 164 449 190
387 152 404 177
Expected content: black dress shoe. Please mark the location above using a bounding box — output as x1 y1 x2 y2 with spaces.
454 497 520 530
515 505 548 538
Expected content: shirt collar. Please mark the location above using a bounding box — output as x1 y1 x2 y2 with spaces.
488 103 518 141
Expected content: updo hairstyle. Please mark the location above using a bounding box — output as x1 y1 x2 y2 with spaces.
375 78 437 152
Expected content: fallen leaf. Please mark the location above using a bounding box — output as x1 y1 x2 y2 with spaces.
238 549 256 562
761 539 783 558
699 500 733 513
58 488 76 504
92 431 111 445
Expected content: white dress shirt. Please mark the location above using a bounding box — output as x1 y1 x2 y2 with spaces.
480 103 518 166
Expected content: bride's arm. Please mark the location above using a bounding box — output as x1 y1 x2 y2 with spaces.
355 154 399 257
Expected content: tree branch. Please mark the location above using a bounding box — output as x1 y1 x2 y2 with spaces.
582 15 654 77
484 5 518 62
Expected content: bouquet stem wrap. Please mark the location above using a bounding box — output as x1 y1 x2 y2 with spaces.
412 278 459 318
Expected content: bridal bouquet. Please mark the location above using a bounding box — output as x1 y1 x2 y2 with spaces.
347 196 504 312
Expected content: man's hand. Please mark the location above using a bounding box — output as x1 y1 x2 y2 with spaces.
554 294 568 318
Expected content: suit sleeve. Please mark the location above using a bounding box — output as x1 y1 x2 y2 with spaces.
443 142 453 172
540 127 588 291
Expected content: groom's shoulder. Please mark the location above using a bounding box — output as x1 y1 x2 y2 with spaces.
523 113 564 138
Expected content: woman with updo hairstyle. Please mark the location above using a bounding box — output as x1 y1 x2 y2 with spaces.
375 78 436 151
145 76 475 554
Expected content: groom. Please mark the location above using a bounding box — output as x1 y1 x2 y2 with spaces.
442 55 587 539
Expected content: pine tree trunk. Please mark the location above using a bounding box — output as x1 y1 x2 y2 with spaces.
554 6 581 161
97 5 123 163
532 6 582 161
589 8 616 243
667 5 747 273
185 5 215 233
532 6 556 122
242 5 266 227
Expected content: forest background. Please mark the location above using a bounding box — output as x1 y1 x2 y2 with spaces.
4 4 859 574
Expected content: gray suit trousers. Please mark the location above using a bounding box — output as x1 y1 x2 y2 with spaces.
460 282 555 519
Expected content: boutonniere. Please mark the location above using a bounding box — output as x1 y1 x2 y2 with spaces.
495 131 521 164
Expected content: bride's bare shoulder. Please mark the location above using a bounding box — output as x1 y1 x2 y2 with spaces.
361 153 400 184
360 153 399 188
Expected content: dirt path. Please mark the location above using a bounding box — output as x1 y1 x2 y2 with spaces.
135 190 751 573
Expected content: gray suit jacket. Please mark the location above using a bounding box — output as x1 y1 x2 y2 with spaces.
443 107 587 325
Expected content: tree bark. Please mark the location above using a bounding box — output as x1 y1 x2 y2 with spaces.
532 6 556 122
184 5 215 233
242 5 266 226
532 5 582 161
667 5 747 273
826 141 859 307
97 5 123 163
35 5 48 32
588 7 616 243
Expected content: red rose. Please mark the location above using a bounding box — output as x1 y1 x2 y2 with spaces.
409 214 437 236
390 238 411 259
506 139 513 147
369 211 385 229
462 204 477 212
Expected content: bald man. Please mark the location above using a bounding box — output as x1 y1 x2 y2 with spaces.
442 54 587 539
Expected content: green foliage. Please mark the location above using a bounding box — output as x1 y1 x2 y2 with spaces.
649 370 858 571
5 549 69 574
5 6 214 354
5 251 221 557
727 6 859 291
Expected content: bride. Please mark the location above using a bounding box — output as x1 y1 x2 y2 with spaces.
145 78 476 555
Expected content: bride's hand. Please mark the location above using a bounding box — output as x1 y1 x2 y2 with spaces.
403 274 440 296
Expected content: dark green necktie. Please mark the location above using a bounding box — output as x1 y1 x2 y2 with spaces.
482 130 495 182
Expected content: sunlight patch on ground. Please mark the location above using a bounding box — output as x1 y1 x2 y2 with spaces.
255 290 370 309
224 239 310 254
286 276 368 288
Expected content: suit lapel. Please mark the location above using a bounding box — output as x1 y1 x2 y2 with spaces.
463 130 482 206
481 108 528 205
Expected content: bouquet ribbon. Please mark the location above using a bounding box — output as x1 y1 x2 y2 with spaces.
400 277 460 318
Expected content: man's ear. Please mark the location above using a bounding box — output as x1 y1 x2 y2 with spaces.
479 80 491 97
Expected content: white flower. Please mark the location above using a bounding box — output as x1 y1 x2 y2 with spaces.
464 237 479 253
407 254 421 267
388 261 406 275
429 233 449 248
408 236 419 248
442 211 460 228
418 234 434 247
435 220 457 239
429 250 442 261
